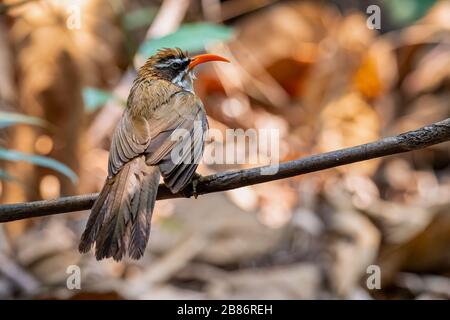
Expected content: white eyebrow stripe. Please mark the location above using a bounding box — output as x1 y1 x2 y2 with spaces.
155 62 170 68
155 57 189 69
170 58 189 65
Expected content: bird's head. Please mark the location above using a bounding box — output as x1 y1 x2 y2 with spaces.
141 48 229 92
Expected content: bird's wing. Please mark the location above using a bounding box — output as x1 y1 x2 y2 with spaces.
108 112 151 176
108 89 207 193
146 91 208 193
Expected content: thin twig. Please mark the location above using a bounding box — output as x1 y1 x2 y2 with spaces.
0 118 449 223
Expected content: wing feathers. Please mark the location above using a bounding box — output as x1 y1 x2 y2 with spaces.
158 108 207 193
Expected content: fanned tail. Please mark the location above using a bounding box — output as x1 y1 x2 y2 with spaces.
78 156 160 261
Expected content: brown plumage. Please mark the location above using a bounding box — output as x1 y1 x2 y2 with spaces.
79 48 229 261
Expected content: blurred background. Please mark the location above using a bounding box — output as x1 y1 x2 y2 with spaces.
0 0 449 300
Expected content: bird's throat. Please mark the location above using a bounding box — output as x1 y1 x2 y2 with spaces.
172 70 195 93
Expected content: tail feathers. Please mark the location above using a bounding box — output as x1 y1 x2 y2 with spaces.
78 156 160 261
128 167 158 259
78 180 112 254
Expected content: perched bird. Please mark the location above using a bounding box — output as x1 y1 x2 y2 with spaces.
79 48 229 261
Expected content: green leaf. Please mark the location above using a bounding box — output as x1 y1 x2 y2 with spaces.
139 23 234 59
0 111 47 129
0 148 77 184
82 87 117 112
383 0 437 26
122 6 157 31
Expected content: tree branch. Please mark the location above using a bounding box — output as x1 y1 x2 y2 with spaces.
1 118 449 223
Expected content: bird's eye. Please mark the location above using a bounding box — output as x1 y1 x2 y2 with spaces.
171 61 182 69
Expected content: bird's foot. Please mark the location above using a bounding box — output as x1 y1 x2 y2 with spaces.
191 172 203 199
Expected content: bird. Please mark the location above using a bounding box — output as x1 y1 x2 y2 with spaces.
78 48 229 261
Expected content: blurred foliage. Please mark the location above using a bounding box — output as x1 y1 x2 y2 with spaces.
0 111 75 182
0 111 47 129
139 23 234 58
82 87 122 112
0 169 15 181
0 148 77 183
383 0 438 26
122 6 157 31
0 0 449 301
